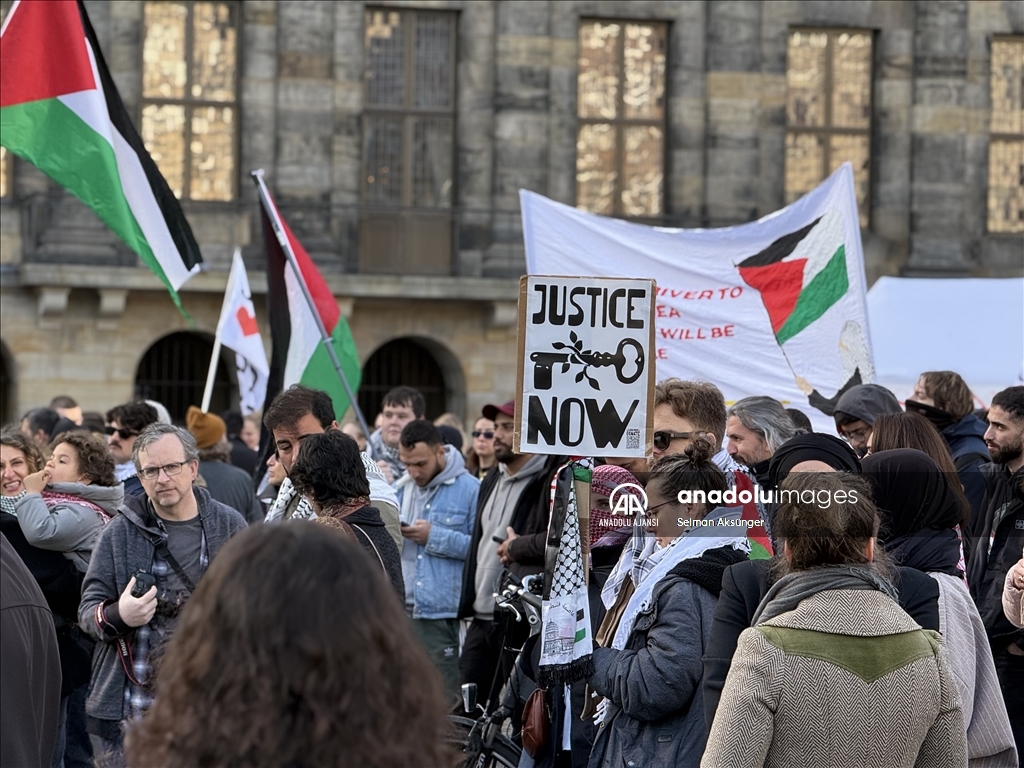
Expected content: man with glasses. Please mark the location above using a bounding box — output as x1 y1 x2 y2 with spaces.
104 401 159 498
832 383 902 458
653 379 771 549
79 424 247 763
457 400 566 705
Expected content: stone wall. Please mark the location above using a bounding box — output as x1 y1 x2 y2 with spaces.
1 0 1021 421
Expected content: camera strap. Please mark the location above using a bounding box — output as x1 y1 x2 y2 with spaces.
151 537 197 593
115 637 144 687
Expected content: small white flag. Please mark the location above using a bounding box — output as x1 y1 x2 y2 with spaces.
216 249 269 415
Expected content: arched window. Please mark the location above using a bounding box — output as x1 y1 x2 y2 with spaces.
134 332 233 423
358 337 462 422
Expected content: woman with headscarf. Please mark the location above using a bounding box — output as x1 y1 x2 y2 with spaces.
586 440 750 768
703 472 967 768
703 434 941 731
863 449 1017 767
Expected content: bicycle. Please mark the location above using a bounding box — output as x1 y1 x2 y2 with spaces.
446 573 543 768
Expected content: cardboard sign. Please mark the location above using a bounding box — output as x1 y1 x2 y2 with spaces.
514 276 655 457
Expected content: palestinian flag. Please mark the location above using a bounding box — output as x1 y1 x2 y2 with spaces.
258 184 361 423
737 207 849 345
0 0 201 308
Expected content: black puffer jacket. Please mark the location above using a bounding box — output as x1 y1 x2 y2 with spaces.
968 463 1024 651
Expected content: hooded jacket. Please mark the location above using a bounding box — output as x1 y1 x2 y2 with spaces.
833 383 902 427
78 486 247 723
395 445 479 619
941 414 991 535
14 481 124 572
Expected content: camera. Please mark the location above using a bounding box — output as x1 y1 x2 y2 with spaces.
131 571 157 598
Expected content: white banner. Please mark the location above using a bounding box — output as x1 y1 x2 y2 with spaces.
216 249 269 415
515 276 655 457
521 163 872 434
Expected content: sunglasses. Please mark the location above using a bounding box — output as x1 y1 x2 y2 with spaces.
105 426 139 440
653 430 694 451
472 430 495 439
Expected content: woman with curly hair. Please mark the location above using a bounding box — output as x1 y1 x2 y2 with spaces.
15 429 123 572
1 428 44 514
289 429 405 597
125 522 451 768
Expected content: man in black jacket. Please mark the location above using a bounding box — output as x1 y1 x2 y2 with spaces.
457 401 566 704
969 385 1024 753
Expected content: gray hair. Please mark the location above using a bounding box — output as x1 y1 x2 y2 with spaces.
132 423 199 471
728 396 797 453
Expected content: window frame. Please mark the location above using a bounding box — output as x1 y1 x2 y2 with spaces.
986 34 1024 235
575 17 669 220
361 7 458 210
138 0 241 203
784 26 875 229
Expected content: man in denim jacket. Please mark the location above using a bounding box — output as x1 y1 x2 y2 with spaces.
396 420 479 703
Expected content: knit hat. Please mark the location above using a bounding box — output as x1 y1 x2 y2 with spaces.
186 406 226 449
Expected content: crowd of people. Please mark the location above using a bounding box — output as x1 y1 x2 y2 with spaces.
0 374 1021 767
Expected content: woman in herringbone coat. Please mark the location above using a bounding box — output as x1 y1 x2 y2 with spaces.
702 472 968 768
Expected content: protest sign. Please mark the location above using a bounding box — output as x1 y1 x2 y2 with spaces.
521 163 871 434
514 275 655 457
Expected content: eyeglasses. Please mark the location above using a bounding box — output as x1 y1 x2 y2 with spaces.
653 431 694 451
138 461 189 481
105 426 139 440
840 427 871 444
472 430 495 439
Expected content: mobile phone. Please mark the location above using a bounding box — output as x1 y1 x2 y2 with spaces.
492 535 506 545
400 522 411 528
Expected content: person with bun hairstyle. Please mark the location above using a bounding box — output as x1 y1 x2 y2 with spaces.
703 472 968 768
15 430 123 572
587 439 751 768
124 522 451 768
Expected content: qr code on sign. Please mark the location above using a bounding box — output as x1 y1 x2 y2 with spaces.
625 429 641 450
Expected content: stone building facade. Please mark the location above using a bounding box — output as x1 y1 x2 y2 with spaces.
1 0 1021 426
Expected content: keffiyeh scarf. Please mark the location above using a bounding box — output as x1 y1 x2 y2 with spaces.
538 459 595 687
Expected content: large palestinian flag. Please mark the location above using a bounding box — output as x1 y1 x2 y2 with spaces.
257 183 361 423
0 0 201 307
737 207 849 345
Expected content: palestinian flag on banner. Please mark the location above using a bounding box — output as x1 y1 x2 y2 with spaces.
737 207 849 345
0 0 201 308
258 187 361 422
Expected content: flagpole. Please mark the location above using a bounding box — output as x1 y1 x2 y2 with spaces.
250 170 372 441
200 335 223 413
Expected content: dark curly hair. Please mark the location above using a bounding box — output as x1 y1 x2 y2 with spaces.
289 430 369 504
0 428 45 474
123 522 451 767
50 430 116 486
105 400 159 433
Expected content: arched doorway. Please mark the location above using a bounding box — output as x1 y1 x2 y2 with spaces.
0 340 12 427
134 332 233 423
358 337 464 422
